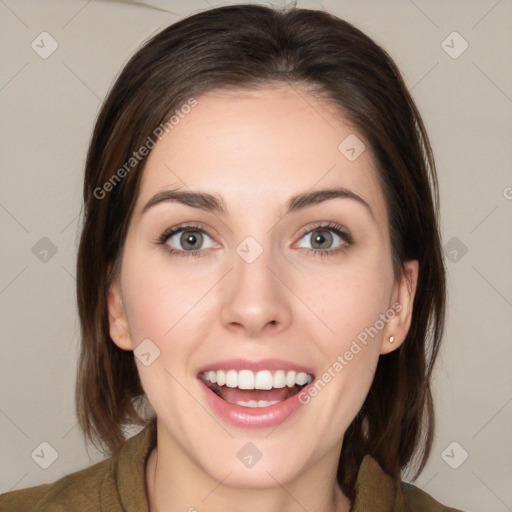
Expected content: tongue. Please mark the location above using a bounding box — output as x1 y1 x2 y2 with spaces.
219 386 297 404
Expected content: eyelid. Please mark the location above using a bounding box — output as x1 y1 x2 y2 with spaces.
297 221 351 237
294 221 354 247
156 222 217 245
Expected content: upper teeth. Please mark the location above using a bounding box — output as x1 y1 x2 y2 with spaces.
203 369 313 390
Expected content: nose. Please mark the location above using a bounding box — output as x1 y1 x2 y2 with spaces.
219 245 292 338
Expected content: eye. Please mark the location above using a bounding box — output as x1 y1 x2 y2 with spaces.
296 222 353 257
157 224 217 257
156 222 353 259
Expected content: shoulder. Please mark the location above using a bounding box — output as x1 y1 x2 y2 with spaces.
0 424 155 512
400 481 465 512
0 457 113 511
354 454 465 512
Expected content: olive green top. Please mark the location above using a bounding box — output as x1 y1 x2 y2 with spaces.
0 425 464 511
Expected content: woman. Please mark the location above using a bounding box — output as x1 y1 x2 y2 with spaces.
0 4 465 511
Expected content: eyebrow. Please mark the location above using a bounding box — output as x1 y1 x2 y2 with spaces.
141 187 374 219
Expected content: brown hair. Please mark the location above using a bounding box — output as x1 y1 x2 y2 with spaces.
75 3 445 500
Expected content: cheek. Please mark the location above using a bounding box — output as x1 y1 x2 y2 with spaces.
297 256 393 351
119 252 214 428
295 264 393 432
121 249 201 340
119 248 219 381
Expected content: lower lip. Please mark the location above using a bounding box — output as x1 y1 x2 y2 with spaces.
199 379 309 429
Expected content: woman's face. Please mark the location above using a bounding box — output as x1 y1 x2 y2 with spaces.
108 85 417 488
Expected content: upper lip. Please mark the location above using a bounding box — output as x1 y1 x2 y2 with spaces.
196 358 315 377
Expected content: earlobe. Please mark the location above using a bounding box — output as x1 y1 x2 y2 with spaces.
107 279 133 351
380 260 419 355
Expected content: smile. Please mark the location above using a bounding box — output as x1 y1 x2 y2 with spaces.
197 361 315 428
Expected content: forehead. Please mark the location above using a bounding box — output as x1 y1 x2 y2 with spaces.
134 85 387 222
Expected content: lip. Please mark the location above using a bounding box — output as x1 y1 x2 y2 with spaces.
197 358 315 429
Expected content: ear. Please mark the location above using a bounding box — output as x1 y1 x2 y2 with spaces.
380 260 419 355
107 278 133 351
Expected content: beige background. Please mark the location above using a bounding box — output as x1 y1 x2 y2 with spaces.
1 0 511 510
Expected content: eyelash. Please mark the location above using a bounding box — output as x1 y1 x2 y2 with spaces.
155 222 354 259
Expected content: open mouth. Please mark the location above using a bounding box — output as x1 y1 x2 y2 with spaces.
199 369 314 408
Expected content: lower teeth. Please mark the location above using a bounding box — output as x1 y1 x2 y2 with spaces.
226 399 281 408
208 382 308 406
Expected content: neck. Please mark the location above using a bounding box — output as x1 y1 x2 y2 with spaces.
145 426 352 512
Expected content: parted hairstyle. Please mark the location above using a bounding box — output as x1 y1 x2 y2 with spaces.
76 2 446 500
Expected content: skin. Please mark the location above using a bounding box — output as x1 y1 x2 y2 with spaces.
107 84 418 512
